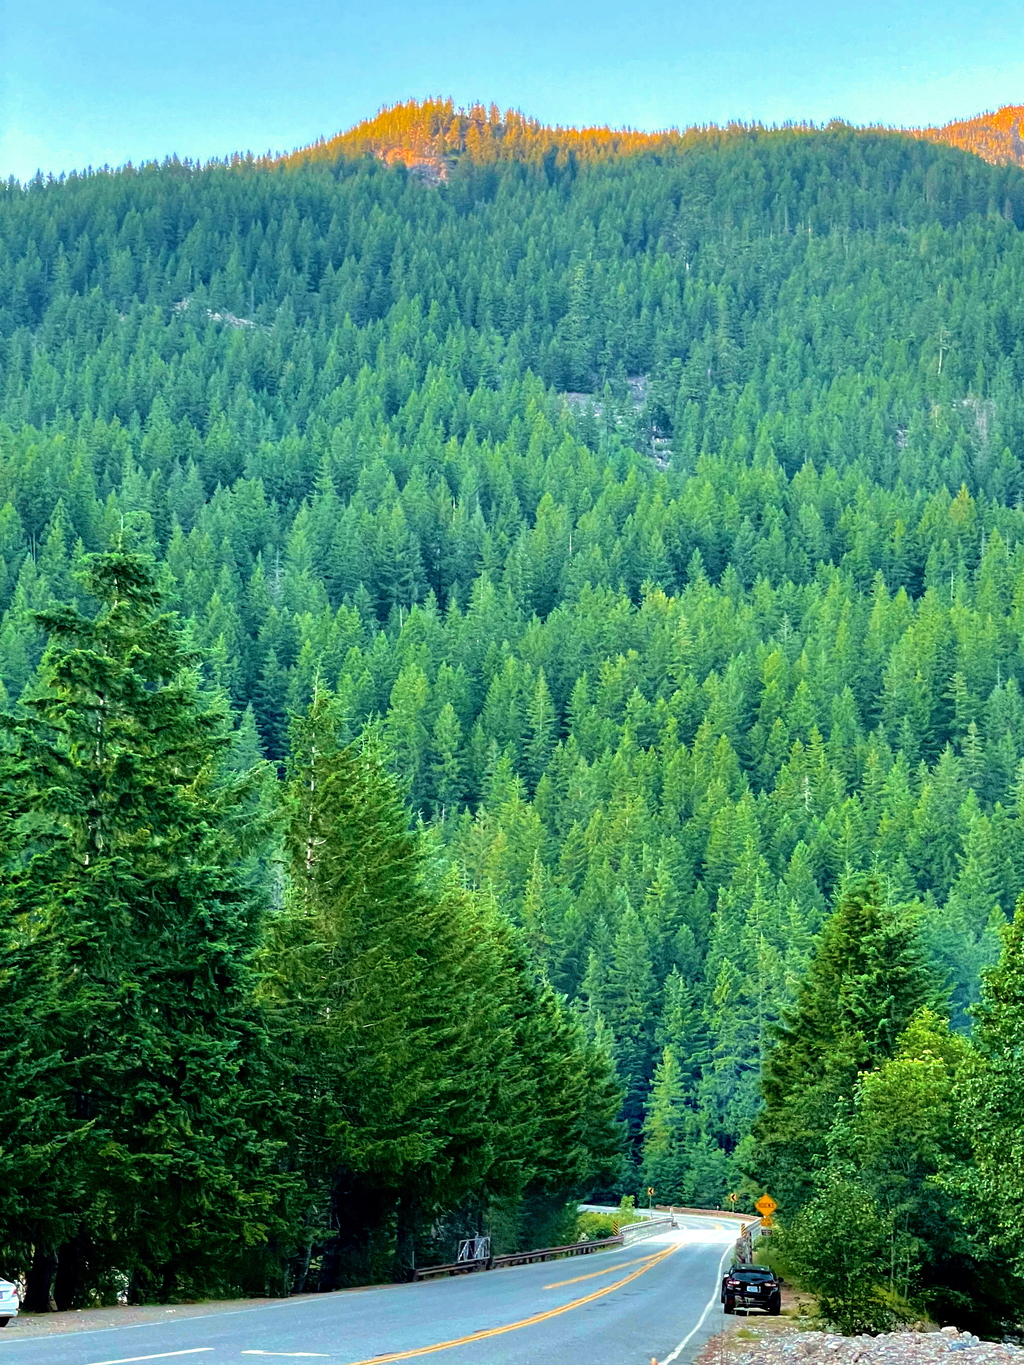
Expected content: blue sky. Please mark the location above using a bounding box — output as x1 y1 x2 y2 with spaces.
4 0 1024 182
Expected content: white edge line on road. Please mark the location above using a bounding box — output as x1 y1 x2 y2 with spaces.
85 1349 215 1365
0 1238 652 1353
659 1241 734 1365
241 1354 330 1357
0 1291 388 1347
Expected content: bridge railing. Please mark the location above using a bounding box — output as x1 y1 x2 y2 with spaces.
413 1232 625 1281
619 1214 674 1245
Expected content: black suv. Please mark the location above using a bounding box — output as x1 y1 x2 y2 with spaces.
721 1263 782 1315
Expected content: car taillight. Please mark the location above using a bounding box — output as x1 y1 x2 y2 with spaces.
726 1278 740 1287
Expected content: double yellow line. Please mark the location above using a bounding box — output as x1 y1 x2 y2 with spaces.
543 1247 668 1289
343 1242 681 1365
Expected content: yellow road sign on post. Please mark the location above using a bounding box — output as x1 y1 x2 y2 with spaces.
755 1193 776 1229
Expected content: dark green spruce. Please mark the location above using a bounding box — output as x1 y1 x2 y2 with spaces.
0 552 296 1306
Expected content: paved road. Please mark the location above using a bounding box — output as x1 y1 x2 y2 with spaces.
2 1217 738 1365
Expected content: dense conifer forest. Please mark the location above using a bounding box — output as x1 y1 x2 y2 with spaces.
7 101 1024 1326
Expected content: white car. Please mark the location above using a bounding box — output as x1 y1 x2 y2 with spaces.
0 1278 19 1325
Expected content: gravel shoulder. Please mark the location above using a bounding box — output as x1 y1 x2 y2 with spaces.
0 1292 343 1340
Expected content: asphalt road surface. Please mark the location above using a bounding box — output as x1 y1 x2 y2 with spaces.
3 1216 738 1365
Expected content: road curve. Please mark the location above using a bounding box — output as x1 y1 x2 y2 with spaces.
1 1217 737 1365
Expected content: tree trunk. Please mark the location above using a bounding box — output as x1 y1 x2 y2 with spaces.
393 1194 417 1283
319 1174 394 1289
53 1235 84 1312
23 1243 58 1313
289 1242 313 1295
126 1268 149 1305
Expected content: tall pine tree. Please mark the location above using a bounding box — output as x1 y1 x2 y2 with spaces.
752 877 934 1213
0 552 296 1307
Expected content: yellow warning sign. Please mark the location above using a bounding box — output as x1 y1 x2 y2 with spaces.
754 1194 777 1216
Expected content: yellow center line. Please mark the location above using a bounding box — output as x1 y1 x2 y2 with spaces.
543 1249 665 1289
342 1241 682 1365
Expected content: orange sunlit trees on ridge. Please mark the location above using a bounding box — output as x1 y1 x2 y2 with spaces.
281 98 1024 178
919 105 1024 167
282 97 763 174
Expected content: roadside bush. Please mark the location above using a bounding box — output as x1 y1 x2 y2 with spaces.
577 1212 617 1240
780 1177 913 1333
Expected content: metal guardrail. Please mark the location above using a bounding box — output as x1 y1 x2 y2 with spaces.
490 1234 624 1269
655 1204 753 1222
414 1258 489 1280
579 1203 666 1219
412 1206 681 1281
733 1218 765 1265
619 1214 674 1245
413 1233 624 1281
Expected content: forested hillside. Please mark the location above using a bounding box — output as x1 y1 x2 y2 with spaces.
7 104 1024 1316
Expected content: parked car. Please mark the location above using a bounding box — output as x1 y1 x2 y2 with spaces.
721 1263 781 1315
0 1277 19 1325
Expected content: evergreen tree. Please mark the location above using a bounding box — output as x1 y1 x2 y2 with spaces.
752 878 935 1212
604 906 658 1155
0 552 295 1306
270 687 621 1283
956 897 1024 1290
7 105 1024 1301
640 1047 691 1202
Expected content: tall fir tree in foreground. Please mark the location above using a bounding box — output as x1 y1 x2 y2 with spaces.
0 552 295 1307
267 688 622 1286
955 896 1024 1293
751 877 935 1213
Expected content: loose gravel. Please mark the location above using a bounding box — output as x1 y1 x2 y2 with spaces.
693 1327 1024 1365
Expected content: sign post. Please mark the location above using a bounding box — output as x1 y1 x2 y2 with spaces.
754 1193 777 1230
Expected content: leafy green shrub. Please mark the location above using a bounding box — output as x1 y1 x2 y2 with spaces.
577 1212 618 1240
780 1177 913 1334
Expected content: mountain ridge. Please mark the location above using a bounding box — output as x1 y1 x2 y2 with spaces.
918 103 1024 165
282 98 1024 176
